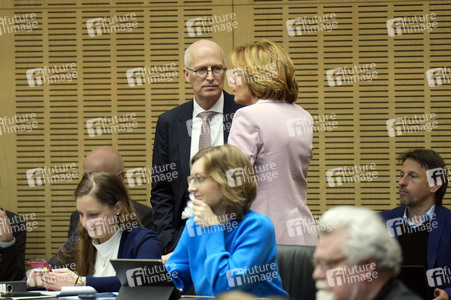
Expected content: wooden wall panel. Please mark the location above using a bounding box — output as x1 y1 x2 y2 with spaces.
0 0 450 261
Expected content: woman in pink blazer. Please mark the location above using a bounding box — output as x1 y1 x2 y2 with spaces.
228 40 317 245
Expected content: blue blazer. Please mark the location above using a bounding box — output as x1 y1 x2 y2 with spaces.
380 205 451 296
49 226 161 292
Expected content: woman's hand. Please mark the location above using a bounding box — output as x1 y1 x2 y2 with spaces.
192 199 220 227
27 269 45 289
41 268 78 291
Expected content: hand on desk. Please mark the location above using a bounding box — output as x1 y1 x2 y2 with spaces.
27 268 78 291
0 208 14 243
42 268 78 291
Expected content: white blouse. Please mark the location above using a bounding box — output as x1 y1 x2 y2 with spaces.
92 230 122 277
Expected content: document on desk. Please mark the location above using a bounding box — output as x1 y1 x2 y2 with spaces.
40 286 97 297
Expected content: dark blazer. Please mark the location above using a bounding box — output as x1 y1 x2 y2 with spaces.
0 210 26 281
67 200 155 237
50 226 161 292
374 279 422 300
150 91 242 253
380 205 451 296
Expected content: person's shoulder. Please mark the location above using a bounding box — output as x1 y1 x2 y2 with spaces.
436 205 451 214
388 279 423 300
379 205 405 219
158 100 193 121
125 226 159 241
240 210 274 229
435 205 451 225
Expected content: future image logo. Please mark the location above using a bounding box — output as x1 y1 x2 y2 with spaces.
426 67 451 87
126 64 178 87
0 113 38 136
386 13 438 37
226 263 279 288
0 13 38 35
386 113 437 137
286 13 338 37
326 164 377 187
86 113 138 137
326 263 378 287
426 267 451 287
186 214 239 237
286 113 338 137
87 13 138 37
385 215 438 238
186 13 238 37
326 63 377 87
125 265 176 287
26 63 78 87
426 167 448 187
26 163 78 187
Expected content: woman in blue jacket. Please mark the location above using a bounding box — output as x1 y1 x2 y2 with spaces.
165 144 287 298
27 171 161 292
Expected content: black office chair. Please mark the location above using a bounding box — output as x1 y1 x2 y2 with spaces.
277 245 317 300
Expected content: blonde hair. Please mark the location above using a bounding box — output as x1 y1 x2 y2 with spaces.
191 144 257 220
231 39 298 103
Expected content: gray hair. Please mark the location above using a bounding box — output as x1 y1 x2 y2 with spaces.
184 39 226 68
317 206 402 276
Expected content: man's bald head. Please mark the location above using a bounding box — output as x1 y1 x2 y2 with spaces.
184 39 225 68
83 146 125 180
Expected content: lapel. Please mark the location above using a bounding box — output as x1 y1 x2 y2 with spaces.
427 205 446 269
222 91 240 143
177 101 194 179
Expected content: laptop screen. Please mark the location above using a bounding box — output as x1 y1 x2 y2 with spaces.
110 259 175 288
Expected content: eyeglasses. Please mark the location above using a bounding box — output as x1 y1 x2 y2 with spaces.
311 256 347 270
186 66 226 79
187 175 211 186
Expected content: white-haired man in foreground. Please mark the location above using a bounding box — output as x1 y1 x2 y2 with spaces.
312 206 421 300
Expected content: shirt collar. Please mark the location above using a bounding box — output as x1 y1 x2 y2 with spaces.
193 93 224 117
403 205 435 227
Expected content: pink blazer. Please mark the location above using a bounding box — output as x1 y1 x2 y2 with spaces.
228 99 317 245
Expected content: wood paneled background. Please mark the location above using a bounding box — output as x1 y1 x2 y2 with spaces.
0 0 450 261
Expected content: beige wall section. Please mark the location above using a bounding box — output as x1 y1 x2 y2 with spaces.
0 0 450 261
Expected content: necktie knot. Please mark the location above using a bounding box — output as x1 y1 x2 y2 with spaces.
197 111 217 122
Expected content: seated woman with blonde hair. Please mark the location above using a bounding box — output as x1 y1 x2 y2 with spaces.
27 171 161 292
165 144 287 298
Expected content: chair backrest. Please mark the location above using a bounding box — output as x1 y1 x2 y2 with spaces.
276 245 317 300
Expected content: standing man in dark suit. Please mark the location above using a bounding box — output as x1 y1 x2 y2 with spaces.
0 208 26 281
151 40 242 254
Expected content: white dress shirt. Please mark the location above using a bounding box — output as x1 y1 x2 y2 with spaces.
92 229 122 277
182 94 225 219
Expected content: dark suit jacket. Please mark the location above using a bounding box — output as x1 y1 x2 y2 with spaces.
68 200 155 238
150 91 242 253
374 279 422 300
0 210 26 281
380 205 451 296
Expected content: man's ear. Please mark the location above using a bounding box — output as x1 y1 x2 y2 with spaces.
183 68 190 83
430 183 442 193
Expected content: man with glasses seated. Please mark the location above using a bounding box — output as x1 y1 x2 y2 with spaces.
151 39 243 256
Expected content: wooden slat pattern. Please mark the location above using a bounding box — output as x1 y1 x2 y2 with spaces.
0 0 449 262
